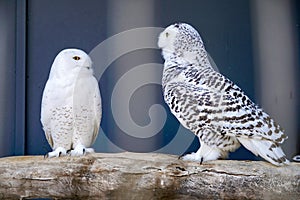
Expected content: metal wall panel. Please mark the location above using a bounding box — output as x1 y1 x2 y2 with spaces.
0 0 17 157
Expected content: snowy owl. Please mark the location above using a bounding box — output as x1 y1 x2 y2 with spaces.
158 23 289 166
41 48 102 158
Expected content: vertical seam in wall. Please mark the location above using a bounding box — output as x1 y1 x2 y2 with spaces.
14 0 27 155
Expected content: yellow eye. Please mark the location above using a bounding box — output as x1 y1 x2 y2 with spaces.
73 56 81 61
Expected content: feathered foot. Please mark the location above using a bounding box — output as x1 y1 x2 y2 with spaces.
44 147 67 158
180 143 226 164
69 144 94 156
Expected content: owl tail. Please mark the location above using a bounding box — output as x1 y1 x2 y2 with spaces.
238 137 290 166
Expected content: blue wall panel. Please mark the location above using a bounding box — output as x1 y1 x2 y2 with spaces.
0 0 17 157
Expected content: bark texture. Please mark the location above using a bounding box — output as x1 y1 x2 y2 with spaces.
0 152 299 199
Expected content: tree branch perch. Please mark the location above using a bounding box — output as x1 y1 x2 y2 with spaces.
0 152 299 199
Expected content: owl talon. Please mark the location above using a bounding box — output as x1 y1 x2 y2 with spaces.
45 147 67 158
70 144 94 156
66 149 72 155
181 152 199 161
178 152 188 160
200 157 204 165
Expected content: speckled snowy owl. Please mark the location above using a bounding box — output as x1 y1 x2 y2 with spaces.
41 48 102 158
158 23 289 166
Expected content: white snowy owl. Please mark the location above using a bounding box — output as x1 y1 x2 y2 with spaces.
158 23 289 166
41 48 102 158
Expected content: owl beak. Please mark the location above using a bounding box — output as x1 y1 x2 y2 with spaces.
82 57 93 69
158 31 166 49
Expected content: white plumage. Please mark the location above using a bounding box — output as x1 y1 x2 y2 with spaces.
158 23 289 166
41 48 102 158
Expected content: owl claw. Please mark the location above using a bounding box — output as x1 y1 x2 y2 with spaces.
66 149 72 155
44 147 67 158
181 152 198 161
178 152 188 160
70 144 94 156
200 157 204 165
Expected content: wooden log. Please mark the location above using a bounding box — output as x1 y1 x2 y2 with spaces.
0 152 299 199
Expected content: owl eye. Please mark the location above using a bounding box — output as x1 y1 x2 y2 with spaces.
73 56 81 61
165 32 169 37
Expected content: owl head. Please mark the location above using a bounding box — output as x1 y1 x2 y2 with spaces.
158 23 207 64
49 48 93 78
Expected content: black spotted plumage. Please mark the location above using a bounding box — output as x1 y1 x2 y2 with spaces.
158 23 289 166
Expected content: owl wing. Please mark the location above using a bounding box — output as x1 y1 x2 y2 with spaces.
164 81 240 153
206 73 287 144
92 79 102 145
179 67 289 165
178 66 287 143
40 81 54 148
73 73 101 147
41 78 74 149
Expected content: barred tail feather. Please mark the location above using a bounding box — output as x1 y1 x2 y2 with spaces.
238 138 289 166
